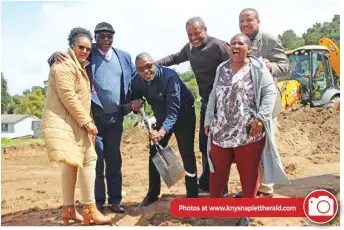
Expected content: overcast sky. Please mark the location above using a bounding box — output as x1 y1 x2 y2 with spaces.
0 0 341 95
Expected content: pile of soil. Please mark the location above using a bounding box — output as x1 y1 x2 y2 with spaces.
1 106 340 226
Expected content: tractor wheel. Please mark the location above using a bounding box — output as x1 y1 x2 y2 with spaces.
324 96 340 110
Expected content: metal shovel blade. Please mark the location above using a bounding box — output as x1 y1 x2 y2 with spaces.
152 145 185 188
139 108 185 188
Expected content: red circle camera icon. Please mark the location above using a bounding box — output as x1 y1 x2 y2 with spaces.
303 189 338 224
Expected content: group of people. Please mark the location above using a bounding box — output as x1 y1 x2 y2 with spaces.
42 7 291 226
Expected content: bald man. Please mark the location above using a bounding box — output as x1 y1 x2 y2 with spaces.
131 53 198 206
156 16 231 197
235 8 290 198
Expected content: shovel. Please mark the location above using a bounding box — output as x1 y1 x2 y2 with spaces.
140 109 185 188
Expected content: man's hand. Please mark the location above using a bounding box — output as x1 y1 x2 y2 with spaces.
263 58 272 71
121 99 145 111
132 99 145 112
205 126 210 136
149 128 166 141
54 51 69 63
248 119 264 137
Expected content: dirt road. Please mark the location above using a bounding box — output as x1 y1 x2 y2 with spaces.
1 106 340 226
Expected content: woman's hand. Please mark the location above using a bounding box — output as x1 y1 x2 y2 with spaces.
205 126 210 136
85 122 98 136
249 119 264 137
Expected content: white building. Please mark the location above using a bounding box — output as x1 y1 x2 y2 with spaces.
1 114 41 139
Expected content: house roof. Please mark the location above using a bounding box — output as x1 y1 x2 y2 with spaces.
1 114 40 124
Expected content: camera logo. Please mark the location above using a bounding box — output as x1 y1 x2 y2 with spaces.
308 196 333 216
303 189 338 224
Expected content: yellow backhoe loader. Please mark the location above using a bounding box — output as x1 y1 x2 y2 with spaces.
278 37 340 111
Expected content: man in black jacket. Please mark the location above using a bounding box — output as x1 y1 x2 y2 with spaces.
131 52 198 206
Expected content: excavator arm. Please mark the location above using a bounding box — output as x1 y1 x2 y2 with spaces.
319 37 340 77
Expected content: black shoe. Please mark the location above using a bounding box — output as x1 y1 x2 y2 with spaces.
139 196 159 207
234 191 243 198
109 204 125 213
222 192 230 198
234 191 274 198
236 217 251 226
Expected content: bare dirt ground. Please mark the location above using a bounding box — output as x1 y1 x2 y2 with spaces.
1 106 340 226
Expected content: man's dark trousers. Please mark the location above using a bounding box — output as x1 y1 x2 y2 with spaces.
198 100 229 194
146 102 198 198
94 113 123 206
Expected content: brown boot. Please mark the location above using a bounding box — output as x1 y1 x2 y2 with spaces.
61 205 84 225
82 204 112 225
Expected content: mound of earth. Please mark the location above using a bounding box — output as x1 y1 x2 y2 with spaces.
1 106 340 226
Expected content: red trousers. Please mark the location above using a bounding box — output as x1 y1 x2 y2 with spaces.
209 137 265 198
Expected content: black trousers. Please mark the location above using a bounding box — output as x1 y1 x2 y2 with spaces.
147 102 198 198
94 115 123 205
198 100 229 193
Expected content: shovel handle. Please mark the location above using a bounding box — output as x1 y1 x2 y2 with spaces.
153 139 164 150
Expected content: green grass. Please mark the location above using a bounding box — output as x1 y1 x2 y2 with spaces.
195 100 201 118
1 137 45 147
123 118 133 130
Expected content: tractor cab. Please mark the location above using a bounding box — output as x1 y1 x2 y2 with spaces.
278 45 340 109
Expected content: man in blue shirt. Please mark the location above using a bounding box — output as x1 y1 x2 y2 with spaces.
49 22 136 213
131 52 198 206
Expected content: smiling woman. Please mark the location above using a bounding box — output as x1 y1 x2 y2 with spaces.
204 33 289 225
41 27 111 226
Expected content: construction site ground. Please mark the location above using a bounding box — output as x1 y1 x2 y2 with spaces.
1 106 340 226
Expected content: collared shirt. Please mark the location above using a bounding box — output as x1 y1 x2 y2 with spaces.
97 48 113 61
250 28 259 46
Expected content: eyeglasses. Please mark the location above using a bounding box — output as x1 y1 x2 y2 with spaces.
96 33 114 40
136 63 154 72
78 45 91 52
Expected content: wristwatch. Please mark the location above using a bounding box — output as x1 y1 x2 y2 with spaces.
159 131 165 138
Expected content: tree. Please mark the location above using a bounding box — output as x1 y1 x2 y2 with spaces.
1 73 11 114
22 89 31 96
278 29 305 50
179 71 195 83
279 14 340 50
185 78 200 100
7 95 23 114
14 88 45 118
302 15 340 46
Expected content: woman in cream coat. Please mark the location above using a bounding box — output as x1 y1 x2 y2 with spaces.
42 27 111 225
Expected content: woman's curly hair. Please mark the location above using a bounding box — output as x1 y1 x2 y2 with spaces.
68 27 93 47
